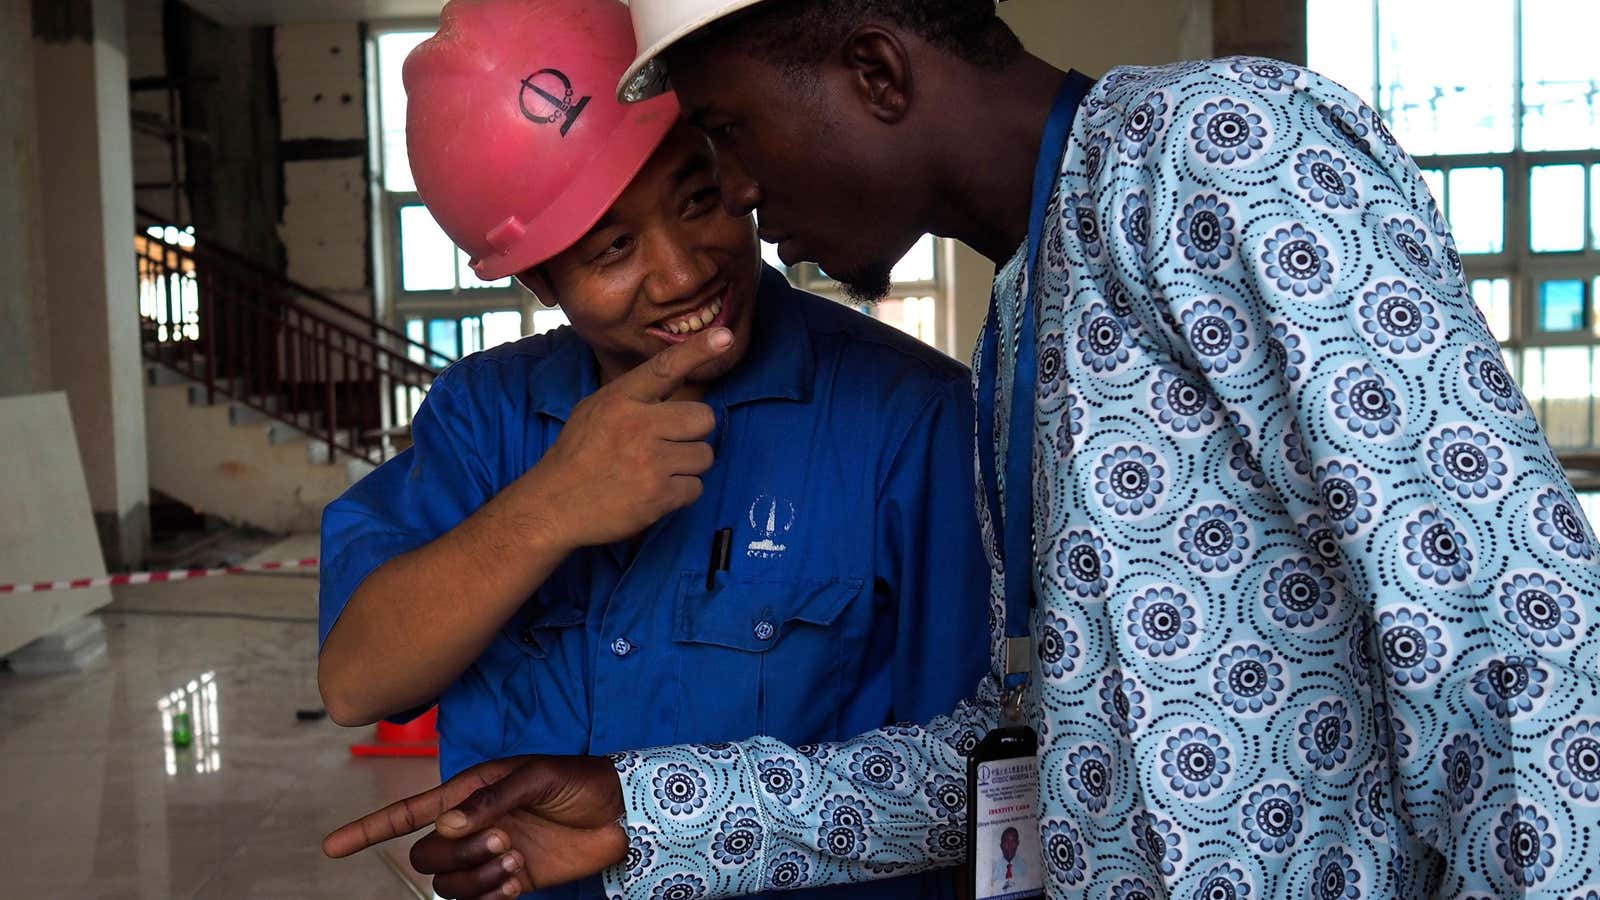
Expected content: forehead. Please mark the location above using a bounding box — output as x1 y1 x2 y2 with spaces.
664 39 785 113
609 126 713 208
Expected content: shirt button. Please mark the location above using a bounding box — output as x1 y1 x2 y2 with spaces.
611 637 634 657
753 620 776 642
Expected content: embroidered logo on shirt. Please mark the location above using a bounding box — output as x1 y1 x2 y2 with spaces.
747 495 796 559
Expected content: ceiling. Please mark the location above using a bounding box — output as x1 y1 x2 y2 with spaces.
181 0 446 25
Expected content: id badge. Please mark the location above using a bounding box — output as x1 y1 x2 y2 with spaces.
965 726 1043 900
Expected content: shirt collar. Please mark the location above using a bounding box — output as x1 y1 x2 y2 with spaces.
528 331 601 422
530 264 812 421
708 263 814 409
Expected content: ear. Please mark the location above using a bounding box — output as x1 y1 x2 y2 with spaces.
516 268 560 308
837 26 912 124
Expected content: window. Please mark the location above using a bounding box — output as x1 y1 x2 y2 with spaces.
401 310 534 367
138 225 199 342
766 233 951 351
1310 0 1600 452
371 29 545 365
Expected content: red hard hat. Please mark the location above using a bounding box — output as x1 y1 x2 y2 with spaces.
404 0 681 280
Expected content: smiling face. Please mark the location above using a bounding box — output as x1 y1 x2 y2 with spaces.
523 123 762 385
664 37 929 303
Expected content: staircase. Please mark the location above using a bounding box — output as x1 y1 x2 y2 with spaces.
136 215 452 532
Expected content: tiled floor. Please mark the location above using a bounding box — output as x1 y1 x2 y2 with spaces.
0 536 438 899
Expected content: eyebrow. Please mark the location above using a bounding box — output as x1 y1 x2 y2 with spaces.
569 154 713 248
669 153 714 190
576 211 618 246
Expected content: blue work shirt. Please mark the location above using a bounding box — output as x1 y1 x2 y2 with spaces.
319 265 990 900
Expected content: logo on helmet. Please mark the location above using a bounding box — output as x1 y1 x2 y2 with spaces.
518 69 591 137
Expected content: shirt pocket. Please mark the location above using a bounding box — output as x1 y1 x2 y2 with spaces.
671 571 866 742
486 599 591 757
501 599 588 660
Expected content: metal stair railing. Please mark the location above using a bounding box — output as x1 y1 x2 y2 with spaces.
136 217 454 465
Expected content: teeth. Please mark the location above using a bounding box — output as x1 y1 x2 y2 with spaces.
662 296 724 336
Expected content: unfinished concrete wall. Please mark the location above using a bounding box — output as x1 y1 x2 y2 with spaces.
276 23 372 316
170 5 286 274
126 0 184 224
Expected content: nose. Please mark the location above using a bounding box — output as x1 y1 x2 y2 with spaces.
714 154 763 218
642 224 717 307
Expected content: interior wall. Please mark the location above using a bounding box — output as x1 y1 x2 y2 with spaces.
947 0 1214 360
1213 0 1306 65
1001 0 1214 78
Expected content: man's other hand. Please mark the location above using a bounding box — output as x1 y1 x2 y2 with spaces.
323 754 629 898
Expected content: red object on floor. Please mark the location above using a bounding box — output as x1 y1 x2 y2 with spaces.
350 706 439 758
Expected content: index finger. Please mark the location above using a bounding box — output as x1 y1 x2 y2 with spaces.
322 786 456 858
322 758 523 858
613 328 733 402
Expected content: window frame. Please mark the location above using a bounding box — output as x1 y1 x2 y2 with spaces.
382 189 526 305
1414 149 1600 348
1416 150 1600 454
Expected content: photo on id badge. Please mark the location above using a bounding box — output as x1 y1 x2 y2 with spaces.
970 754 1044 900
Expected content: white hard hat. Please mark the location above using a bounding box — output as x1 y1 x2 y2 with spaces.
618 0 772 103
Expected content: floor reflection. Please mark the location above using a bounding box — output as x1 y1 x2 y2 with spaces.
157 670 220 776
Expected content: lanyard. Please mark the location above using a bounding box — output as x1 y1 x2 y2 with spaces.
976 71 1093 690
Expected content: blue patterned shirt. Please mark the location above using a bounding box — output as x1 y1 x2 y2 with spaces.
601 59 1600 899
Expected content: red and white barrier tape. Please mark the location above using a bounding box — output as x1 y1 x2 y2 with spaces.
0 557 319 594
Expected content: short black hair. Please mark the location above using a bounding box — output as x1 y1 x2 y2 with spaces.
1001 827 1020 841
683 0 1024 73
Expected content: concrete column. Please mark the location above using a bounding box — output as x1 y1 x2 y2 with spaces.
33 0 150 568
0 0 53 397
1212 0 1306 66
